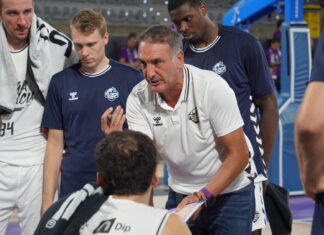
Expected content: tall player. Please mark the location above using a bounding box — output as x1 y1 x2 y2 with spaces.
0 0 77 234
41 9 143 212
168 0 279 233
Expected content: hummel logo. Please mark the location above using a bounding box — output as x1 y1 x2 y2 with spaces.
69 92 78 101
153 116 163 126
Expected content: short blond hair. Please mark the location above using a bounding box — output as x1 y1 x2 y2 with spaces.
70 8 107 36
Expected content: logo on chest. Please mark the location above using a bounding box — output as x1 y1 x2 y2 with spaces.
153 116 163 126
212 61 227 76
68 92 78 101
16 80 34 106
188 107 199 124
92 218 131 234
104 87 119 102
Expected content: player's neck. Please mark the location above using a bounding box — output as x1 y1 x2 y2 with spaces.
161 74 184 108
192 23 218 48
82 56 109 74
112 190 151 205
7 37 29 51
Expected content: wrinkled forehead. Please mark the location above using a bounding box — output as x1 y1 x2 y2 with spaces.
139 41 171 58
71 27 103 45
139 44 175 67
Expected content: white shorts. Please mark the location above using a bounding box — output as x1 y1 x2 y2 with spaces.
252 179 267 231
0 162 43 235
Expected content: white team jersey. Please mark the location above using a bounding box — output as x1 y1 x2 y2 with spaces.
0 45 46 165
80 196 169 235
127 64 255 195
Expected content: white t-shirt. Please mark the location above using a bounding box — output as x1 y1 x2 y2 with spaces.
80 196 169 235
0 45 46 165
126 64 255 195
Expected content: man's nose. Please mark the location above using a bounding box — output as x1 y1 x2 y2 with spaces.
179 22 188 33
80 47 90 57
17 15 27 26
146 63 157 78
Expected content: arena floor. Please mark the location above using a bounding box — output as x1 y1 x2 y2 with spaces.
6 161 313 235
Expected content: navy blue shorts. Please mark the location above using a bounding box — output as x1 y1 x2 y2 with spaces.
59 171 96 198
166 184 255 235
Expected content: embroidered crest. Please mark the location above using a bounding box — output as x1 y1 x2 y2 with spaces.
104 87 119 102
188 108 199 123
212 61 227 76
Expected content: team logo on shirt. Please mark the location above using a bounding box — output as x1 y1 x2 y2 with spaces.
188 107 199 124
212 61 227 76
68 92 79 101
153 116 163 126
104 87 119 102
93 218 131 233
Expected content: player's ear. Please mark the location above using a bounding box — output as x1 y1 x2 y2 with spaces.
104 32 109 45
199 2 207 16
175 50 184 70
97 172 105 187
151 168 159 188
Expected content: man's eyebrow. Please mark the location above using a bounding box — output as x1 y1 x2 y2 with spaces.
5 8 33 14
5 10 18 14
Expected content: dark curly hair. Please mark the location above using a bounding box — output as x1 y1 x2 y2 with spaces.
168 0 203 12
95 130 157 195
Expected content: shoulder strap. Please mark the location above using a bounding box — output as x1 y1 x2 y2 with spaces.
63 193 108 235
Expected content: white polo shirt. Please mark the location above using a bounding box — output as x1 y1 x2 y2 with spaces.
126 64 254 195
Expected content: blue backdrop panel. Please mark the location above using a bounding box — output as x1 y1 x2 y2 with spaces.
222 0 278 26
222 0 304 29
268 24 311 193
292 29 311 100
282 104 302 191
